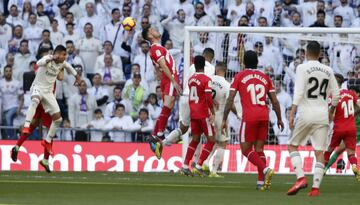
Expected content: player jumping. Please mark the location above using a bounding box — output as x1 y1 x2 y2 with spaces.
324 74 360 180
287 41 340 196
222 50 284 190
22 45 81 155
142 27 182 158
180 56 215 177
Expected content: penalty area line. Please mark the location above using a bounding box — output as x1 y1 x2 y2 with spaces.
0 180 245 189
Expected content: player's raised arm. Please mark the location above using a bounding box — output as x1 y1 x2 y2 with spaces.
36 54 54 66
64 61 82 86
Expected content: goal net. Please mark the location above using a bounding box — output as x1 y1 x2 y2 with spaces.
182 26 360 175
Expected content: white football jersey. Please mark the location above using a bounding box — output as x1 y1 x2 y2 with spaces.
33 55 77 92
211 75 230 115
183 61 215 95
293 60 340 124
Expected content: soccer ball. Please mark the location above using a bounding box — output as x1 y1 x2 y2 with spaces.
122 17 136 31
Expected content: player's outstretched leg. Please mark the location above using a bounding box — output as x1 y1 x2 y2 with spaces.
193 140 215 177
42 114 62 154
11 124 37 162
180 139 200 176
287 149 308 195
39 142 52 173
23 97 41 134
347 149 360 181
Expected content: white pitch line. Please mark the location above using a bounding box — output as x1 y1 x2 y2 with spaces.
0 180 247 189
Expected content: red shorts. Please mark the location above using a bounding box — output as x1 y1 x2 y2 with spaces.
329 130 356 150
33 104 52 128
160 79 177 97
239 121 268 143
191 118 215 137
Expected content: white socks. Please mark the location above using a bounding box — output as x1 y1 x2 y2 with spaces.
313 162 325 188
212 147 225 173
45 118 62 143
24 98 40 127
290 151 305 179
163 128 182 146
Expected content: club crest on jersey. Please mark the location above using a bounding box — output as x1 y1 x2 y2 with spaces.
208 80 212 88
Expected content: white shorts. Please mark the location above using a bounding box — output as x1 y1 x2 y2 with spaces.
179 95 190 126
287 117 329 151
31 85 60 115
214 112 229 142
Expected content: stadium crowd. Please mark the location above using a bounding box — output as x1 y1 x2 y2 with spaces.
0 0 360 143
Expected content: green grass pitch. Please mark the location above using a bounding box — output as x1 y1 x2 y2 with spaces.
0 172 358 205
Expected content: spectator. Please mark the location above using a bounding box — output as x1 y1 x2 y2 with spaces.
55 3 69 35
189 2 213 26
243 1 257 26
104 86 124 119
49 19 64 47
124 63 149 89
97 54 125 98
76 23 103 80
254 42 266 71
300 0 317 27
65 40 84 68
128 108 154 142
78 2 103 39
104 104 133 142
263 37 283 75
227 0 246 26
24 13 43 55
142 3 162 34
193 32 215 56
172 0 195 21
102 8 122 50
122 72 148 119
333 0 355 27
21 1 33 28
330 37 357 77
316 0 333 26
63 23 81 45
0 65 23 139
145 93 161 121
57 118 74 141
87 73 109 112
131 16 151 58
37 30 54 57
82 109 107 142
213 15 229 63
13 40 34 82
35 2 51 30
161 9 189 50
8 25 24 54
0 12 13 48
310 9 328 27
155 85 163 107
68 80 98 128
280 11 302 65
274 108 291 145
65 64 92 100
133 41 155 87
6 5 24 27
203 0 221 24
94 41 123 73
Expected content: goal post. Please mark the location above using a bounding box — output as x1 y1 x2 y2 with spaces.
182 26 360 175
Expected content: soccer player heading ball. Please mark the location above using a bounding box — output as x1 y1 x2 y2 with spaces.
222 50 284 190
142 27 182 158
287 41 340 196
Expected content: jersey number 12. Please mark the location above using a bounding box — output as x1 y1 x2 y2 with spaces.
247 84 265 105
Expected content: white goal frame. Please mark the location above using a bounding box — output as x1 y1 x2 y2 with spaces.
182 26 360 174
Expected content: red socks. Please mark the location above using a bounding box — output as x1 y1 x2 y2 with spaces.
16 124 36 147
257 151 266 181
324 151 331 166
152 106 172 138
197 141 215 166
348 154 357 165
184 140 200 166
242 149 266 173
